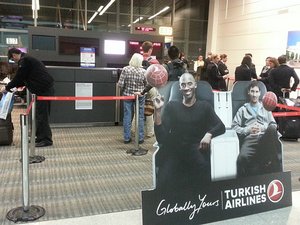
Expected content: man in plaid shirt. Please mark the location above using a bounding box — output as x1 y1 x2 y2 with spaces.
118 53 147 150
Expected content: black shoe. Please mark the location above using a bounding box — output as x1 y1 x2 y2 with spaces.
35 141 53 147
124 138 132 144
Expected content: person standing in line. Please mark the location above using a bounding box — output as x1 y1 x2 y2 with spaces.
232 81 282 177
141 41 160 67
245 53 257 78
193 55 205 81
118 53 147 146
269 55 299 99
207 54 229 90
3 48 54 147
153 73 225 189
163 45 187 81
179 52 189 70
201 52 212 81
141 41 159 138
218 54 230 91
235 55 257 82
259 57 271 78
259 57 279 91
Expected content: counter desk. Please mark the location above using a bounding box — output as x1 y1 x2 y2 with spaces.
47 66 122 127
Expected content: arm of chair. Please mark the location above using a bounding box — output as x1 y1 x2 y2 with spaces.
210 130 240 181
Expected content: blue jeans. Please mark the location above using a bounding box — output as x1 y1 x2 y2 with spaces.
123 96 145 141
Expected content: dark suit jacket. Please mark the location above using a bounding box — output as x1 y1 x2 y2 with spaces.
207 63 223 90
269 64 300 98
218 61 229 90
218 61 229 76
235 64 252 81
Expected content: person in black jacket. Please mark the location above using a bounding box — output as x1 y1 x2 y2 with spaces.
269 55 299 99
218 54 230 91
235 55 257 82
207 54 229 90
5 48 54 147
245 53 257 78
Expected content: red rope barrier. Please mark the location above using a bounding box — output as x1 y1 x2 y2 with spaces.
25 98 35 115
276 103 300 112
273 111 300 117
37 96 135 101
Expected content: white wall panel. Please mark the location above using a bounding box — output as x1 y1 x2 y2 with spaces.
207 0 300 82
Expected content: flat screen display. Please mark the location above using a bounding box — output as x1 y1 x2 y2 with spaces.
32 35 56 51
59 36 99 55
104 40 126 55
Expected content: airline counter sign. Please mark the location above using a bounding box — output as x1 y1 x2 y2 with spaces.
142 171 292 225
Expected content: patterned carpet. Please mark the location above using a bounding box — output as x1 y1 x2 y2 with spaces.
0 106 155 224
0 106 299 225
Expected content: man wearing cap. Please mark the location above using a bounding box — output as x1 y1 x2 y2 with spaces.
4 48 54 147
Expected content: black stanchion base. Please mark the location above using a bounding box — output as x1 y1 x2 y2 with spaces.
29 155 46 164
19 156 46 164
6 205 45 223
132 148 148 156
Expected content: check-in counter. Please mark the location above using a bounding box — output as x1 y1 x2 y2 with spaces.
47 66 121 126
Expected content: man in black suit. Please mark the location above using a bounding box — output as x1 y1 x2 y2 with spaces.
269 55 299 98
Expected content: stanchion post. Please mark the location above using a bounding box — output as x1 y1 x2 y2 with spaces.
22 114 30 211
28 94 45 164
131 95 148 156
26 89 30 109
30 94 36 157
6 114 45 223
134 95 140 150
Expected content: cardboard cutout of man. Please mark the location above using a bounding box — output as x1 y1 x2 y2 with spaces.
153 73 225 189
232 81 282 177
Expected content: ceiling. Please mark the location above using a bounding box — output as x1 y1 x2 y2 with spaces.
0 0 177 30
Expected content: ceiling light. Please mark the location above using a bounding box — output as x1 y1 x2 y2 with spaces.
128 17 143 27
88 5 103 24
148 6 170 20
99 0 115 16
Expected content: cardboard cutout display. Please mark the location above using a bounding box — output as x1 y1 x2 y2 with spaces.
142 78 291 225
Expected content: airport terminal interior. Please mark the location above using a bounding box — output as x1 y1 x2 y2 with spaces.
1 0 300 225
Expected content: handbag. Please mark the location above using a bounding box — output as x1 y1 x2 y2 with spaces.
144 99 154 116
0 92 14 120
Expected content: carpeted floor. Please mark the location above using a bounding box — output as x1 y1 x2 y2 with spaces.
0 106 299 225
0 106 155 225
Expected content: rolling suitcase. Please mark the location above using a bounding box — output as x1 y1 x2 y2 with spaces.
0 113 13 145
277 97 300 140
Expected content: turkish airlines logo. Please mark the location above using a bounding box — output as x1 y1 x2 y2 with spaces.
267 180 284 203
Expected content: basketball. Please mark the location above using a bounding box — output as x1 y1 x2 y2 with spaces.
262 91 277 111
145 64 168 88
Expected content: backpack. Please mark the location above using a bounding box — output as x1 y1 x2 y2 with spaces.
166 62 186 81
142 57 152 70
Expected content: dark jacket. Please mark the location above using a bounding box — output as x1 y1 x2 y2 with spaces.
207 62 224 90
217 61 229 91
164 59 187 81
235 64 256 82
6 53 54 95
269 64 300 98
